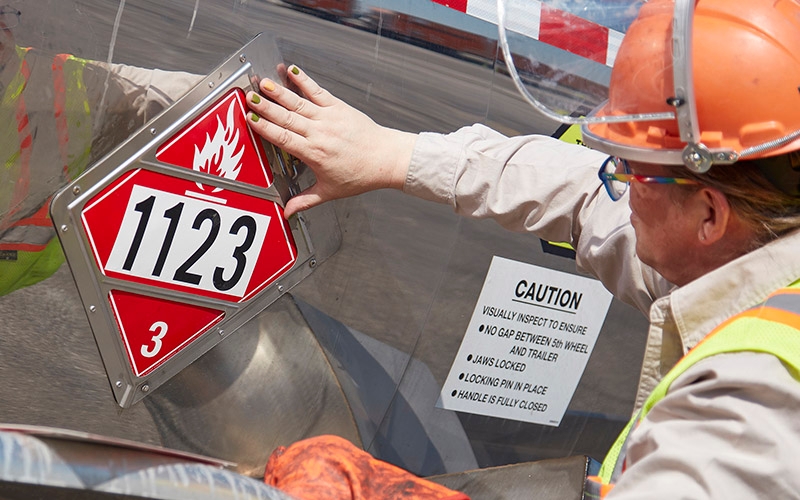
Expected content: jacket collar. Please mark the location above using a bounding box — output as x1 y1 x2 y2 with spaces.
668 228 800 353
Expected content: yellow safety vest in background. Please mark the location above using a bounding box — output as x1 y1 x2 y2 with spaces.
585 280 800 498
0 48 91 296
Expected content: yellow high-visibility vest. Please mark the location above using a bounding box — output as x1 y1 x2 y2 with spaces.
586 280 800 498
0 49 91 296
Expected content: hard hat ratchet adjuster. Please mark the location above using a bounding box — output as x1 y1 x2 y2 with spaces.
681 143 738 173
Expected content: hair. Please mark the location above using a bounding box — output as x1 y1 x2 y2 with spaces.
668 154 800 247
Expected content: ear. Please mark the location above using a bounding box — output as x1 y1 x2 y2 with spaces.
694 187 731 245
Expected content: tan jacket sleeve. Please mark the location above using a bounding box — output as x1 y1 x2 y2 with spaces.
608 352 800 499
404 123 672 314
82 61 202 160
106 64 203 121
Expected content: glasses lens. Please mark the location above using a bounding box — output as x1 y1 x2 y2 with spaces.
0 9 19 29
603 157 628 200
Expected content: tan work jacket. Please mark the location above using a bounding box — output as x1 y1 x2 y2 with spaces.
405 123 800 498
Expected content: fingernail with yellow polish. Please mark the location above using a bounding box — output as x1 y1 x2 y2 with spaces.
251 94 261 104
250 113 259 122
291 66 300 75
262 79 276 92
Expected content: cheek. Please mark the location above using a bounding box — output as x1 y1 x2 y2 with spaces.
628 185 660 222
627 186 682 245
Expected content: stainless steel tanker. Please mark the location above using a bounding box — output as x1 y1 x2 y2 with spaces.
0 0 649 497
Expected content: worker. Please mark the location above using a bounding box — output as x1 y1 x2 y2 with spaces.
245 0 800 497
0 9 200 296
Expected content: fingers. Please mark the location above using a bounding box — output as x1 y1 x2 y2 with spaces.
245 64 388 218
257 77 314 118
245 66 326 145
247 110 304 153
247 90 309 137
284 65 337 108
253 65 333 121
246 65 340 161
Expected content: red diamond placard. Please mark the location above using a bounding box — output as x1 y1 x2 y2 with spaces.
79 88 297 376
109 291 225 377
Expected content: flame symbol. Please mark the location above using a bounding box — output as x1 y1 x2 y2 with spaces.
193 101 244 192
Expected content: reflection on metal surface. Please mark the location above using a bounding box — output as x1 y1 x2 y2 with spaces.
144 294 362 478
428 455 591 500
0 426 293 499
296 297 480 474
0 0 649 483
0 423 235 467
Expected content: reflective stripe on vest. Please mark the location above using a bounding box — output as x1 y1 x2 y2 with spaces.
52 53 91 181
0 203 54 252
0 49 92 296
0 46 32 231
1 50 91 253
588 280 800 497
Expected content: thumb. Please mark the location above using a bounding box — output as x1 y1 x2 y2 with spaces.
283 189 326 219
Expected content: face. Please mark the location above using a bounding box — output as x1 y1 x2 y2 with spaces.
0 14 14 63
625 161 700 285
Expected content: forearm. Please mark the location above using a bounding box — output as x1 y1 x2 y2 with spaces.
405 123 607 242
107 64 202 124
404 123 668 312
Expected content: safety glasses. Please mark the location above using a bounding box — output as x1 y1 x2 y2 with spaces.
598 156 701 201
0 6 20 29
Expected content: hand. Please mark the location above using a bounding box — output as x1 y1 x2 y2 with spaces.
246 65 417 218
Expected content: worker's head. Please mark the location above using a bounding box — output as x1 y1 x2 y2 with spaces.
584 0 800 167
584 0 800 285
0 3 20 62
0 4 19 28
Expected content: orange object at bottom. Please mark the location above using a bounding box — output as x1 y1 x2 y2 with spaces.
264 435 470 500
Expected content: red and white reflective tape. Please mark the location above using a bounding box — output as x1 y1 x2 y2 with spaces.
433 0 624 66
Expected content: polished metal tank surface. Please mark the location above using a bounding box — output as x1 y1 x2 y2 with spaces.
0 426 295 499
143 294 362 478
0 0 649 481
427 455 591 500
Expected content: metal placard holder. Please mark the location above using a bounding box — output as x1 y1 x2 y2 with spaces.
51 33 338 408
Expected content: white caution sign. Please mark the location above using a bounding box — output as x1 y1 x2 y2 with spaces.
437 256 613 426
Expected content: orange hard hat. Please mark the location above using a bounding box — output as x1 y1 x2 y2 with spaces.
582 0 800 171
